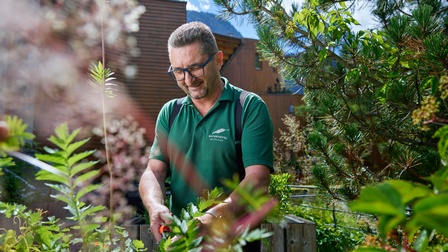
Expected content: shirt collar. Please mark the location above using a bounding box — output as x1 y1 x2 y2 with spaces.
218 77 233 102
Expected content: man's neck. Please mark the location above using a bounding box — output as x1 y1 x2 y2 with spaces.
191 79 224 116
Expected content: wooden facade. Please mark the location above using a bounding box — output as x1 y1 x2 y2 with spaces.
119 0 187 141
221 39 304 138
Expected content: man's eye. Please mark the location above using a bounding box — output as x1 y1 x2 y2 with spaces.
173 69 184 74
189 66 202 71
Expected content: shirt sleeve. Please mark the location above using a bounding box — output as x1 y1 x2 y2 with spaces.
149 99 176 164
241 93 274 172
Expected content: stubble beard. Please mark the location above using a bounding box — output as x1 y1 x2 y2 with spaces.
185 81 208 100
188 87 208 100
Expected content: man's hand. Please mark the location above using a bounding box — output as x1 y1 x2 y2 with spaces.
195 212 215 237
149 204 172 242
139 159 169 242
195 212 228 251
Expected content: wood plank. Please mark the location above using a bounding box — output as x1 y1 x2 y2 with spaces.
139 224 156 250
261 223 286 252
261 216 316 252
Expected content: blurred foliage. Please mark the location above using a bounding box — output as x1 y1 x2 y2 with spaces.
274 115 313 184
214 0 447 200
0 115 38 204
86 116 150 225
292 195 368 252
159 183 277 252
0 119 146 251
0 0 148 250
268 173 293 219
350 125 448 251
0 0 145 141
214 0 447 250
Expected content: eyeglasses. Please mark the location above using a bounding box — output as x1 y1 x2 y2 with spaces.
167 53 217 81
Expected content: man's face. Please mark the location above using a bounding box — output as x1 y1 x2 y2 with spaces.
169 42 221 100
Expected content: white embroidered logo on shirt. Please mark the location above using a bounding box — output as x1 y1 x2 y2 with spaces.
209 128 229 141
212 128 228 134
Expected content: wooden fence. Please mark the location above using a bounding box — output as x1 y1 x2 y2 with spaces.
123 224 157 250
260 215 316 252
124 215 316 252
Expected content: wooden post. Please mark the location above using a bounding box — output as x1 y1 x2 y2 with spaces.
124 224 157 250
261 215 316 252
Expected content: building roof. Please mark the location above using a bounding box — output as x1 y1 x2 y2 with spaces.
187 10 242 38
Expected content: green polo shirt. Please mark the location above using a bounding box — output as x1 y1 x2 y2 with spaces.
149 77 274 216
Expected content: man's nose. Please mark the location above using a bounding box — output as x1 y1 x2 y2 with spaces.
184 71 195 85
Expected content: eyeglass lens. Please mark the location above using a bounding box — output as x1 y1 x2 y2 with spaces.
168 53 216 81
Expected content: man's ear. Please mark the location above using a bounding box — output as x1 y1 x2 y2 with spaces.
216 51 224 70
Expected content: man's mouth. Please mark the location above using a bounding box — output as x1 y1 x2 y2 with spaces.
188 80 202 89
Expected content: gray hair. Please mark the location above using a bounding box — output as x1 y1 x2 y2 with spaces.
167 21 218 56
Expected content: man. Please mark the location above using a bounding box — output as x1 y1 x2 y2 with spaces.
139 21 274 250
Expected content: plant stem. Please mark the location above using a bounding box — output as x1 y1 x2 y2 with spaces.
98 0 115 248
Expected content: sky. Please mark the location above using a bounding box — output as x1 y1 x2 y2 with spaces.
186 0 378 39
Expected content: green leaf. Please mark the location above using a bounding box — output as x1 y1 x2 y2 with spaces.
53 123 69 140
309 0 318 8
48 136 66 151
197 199 214 212
81 223 100 234
35 153 67 167
345 68 361 84
167 237 188 251
76 184 101 201
28 211 43 225
420 76 438 95
61 125 81 145
80 205 105 219
319 49 327 61
51 193 72 205
17 232 35 251
349 182 406 216
350 181 411 236
34 227 54 248
294 11 305 24
378 214 405 237
180 208 192 223
412 194 448 236
132 239 145 249
429 166 448 193
413 229 429 252
74 170 100 184
1 115 35 152
434 125 448 160
45 183 71 195
35 170 70 186
89 61 117 97
66 138 90 157
0 229 18 246
318 20 325 34
387 180 431 204
68 150 95 168
70 161 99 177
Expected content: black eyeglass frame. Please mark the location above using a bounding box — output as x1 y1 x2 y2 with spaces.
167 53 217 81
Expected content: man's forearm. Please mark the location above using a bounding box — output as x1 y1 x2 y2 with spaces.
205 165 271 219
139 169 166 212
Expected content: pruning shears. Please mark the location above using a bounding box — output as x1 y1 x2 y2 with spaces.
159 225 170 239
